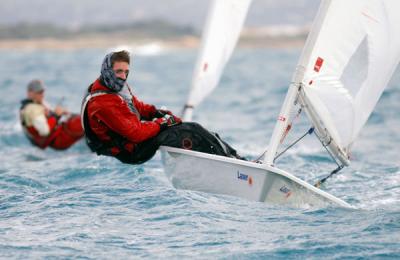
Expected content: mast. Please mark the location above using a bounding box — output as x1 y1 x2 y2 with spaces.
263 0 332 165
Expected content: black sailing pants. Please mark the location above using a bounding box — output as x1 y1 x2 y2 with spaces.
115 122 242 165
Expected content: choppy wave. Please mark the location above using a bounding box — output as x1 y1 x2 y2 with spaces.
0 48 399 258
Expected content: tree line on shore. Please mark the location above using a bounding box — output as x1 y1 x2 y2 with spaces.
0 20 196 40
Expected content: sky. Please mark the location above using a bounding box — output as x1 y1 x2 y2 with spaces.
0 0 320 30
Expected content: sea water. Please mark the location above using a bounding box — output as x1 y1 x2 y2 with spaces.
0 47 399 259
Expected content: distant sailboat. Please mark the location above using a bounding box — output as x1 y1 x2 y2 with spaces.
161 0 400 208
182 0 252 121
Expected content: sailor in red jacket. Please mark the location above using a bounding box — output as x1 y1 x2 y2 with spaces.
81 50 244 164
20 79 84 150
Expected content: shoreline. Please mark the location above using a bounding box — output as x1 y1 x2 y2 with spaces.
0 35 305 50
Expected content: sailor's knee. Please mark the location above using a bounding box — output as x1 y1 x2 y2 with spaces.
183 122 202 129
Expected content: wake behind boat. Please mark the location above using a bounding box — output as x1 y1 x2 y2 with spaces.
162 0 400 208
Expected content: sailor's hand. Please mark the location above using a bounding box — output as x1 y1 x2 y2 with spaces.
154 114 181 130
171 115 182 124
154 109 182 123
54 106 69 117
154 109 172 118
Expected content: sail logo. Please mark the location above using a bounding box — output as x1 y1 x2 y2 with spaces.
237 171 253 185
279 185 292 198
237 171 248 181
314 57 324 72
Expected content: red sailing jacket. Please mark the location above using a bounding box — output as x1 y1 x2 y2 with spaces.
24 117 60 149
86 79 161 155
20 99 84 150
20 99 60 149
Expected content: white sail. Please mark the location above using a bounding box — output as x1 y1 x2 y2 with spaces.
266 0 400 166
182 0 251 121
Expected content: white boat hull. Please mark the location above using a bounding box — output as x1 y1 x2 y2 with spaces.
161 146 351 208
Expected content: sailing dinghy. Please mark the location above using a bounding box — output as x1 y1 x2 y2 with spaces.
161 0 400 208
